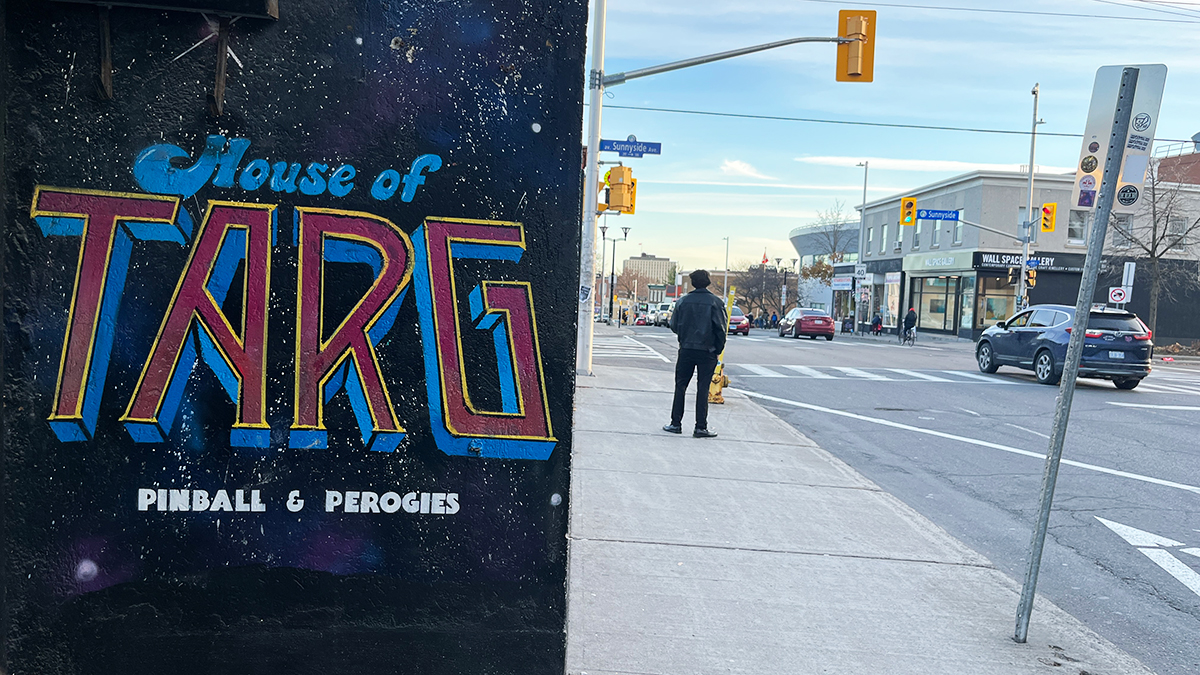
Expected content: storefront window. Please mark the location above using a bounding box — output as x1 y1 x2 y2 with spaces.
909 276 960 332
885 281 899 327
976 275 1017 328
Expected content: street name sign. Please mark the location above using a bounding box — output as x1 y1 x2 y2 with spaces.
599 135 662 158
917 209 959 221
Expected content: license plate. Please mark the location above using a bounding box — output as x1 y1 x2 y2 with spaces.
1109 350 1124 359
815 320 825 324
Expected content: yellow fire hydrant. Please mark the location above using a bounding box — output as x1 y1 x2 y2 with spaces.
708 362 730 404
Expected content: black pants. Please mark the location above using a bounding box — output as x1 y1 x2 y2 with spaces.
671 348 719 430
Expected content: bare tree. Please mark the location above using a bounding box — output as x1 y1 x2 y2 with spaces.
798 201 856 282
1106 159 1200 333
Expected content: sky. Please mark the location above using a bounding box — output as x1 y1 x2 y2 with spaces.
587 0 1200 273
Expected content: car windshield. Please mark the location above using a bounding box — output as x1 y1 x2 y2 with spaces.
1088 314 1144 332
731 308 744 318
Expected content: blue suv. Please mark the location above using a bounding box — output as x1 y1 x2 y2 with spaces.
976 304 1153 389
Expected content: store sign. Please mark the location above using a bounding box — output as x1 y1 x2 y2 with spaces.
973 251 1086 273
832 276 854 291
902 250 975 273
885 272 902 284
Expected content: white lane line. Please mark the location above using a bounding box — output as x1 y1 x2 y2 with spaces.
735 389 1200 496
736 364 786 378
956 406 981 417
1108 402 1200 411
832 367 890 380
782 365 835 379
1140 549 1200 598
888 368 953 382
943 370 1018 384
1135 383 1200 396
1005 422 1051 439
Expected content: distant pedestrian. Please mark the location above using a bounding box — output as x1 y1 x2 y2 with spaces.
770 312 778 327
664 269 726 438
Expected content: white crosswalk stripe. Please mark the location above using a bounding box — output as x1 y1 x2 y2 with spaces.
832 366 891 380
781 365 834 379
593 336 670 362
728 364 1028 384
887 368 954 382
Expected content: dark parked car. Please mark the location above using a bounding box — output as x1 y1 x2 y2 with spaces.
728 306 750 335
778 307 835 340
976 304 1152 388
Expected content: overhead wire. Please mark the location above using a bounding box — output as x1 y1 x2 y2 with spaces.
595 103 1195 144
795 0 1200 23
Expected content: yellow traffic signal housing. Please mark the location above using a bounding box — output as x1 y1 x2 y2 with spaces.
1007 268 1019 285
606 166 635 213
627 178 637 215
836 10 876 82
1026 268 1037 288
900 197 917 226
1040 203 1057 233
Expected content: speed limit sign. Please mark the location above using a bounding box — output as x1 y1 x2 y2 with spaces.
1109 286 1127 304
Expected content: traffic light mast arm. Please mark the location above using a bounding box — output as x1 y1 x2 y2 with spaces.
957 218 1026 243
602 36 853 87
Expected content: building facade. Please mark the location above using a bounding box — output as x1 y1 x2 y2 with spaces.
788 221 859 312
835 169 1200 341
622 252 674 284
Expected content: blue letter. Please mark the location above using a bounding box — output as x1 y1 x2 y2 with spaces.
270 162 302 194
370 169 401 201
133 136 250 198
239 159 271 191
328 165 356 198
298 163 329 196
400 154 442 202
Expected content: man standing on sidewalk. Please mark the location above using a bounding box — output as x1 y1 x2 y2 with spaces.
663 270 726 438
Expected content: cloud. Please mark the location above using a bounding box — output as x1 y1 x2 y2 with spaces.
650 179 909 192
720 159 777 180
794 156 1076 174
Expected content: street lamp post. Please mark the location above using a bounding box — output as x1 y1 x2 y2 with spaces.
608 225 630 323
599 223 609 319
1018 84 1044 309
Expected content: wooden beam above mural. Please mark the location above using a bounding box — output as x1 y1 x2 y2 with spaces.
53 0 278 19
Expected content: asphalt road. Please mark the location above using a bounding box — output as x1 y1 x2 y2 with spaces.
596 324 1200 675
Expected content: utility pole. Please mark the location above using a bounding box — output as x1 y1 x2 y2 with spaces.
1017 85 1042 309
856 161 868 335
575 0 608 375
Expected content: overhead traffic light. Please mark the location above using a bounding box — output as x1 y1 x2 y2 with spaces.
836 10 877 83
1025 268 1037 288
900 197 917 226
1040 202 1057 233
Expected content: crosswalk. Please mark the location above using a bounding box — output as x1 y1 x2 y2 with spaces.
725 362 1200 395
726 364 1020 385
593 335 670 363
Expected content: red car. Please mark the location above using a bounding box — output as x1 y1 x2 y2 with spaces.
779 307 835 340
728 306 751 335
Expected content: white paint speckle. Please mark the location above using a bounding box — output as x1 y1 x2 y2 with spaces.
550 493 562 506
355 37 363 45
531 122 542 133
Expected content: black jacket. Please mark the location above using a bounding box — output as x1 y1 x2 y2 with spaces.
670 288 727 353
904 310 917 329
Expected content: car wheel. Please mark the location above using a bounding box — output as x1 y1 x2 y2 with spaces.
778 326 785 338
976 342 999 374
1034 350 1060 385
791 328 800 339
825 335 833 341
1114 378 1141 390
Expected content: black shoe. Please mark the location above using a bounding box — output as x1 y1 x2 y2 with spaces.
692 428 718 438
662 424 682 434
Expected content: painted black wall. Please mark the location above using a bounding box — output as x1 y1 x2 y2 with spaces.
3 1 586 672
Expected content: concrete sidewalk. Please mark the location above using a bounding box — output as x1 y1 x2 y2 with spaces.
565 362 1153 674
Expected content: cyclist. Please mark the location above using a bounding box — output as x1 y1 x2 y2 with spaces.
902 307 917 343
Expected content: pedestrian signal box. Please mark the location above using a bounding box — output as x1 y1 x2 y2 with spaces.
1026 268 1037 288
836 10 876 83
1040 203 1057 233
900 197 917 226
